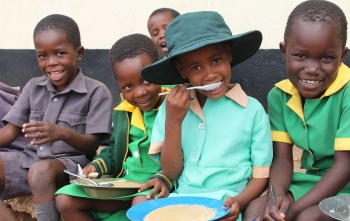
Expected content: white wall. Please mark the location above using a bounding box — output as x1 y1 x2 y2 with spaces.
1 0 349 49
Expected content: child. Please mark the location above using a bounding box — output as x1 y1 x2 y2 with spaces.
244 1 350 221
147 7 180 59
55 33 171 221
141 11 273 221
0 14 113 221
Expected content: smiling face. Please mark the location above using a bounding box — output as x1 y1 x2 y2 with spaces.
281 19 348 100
147 12 174 57
34 30 84 92
173 42 232 104
113 53 162 112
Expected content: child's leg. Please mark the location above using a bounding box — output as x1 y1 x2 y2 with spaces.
56 194 132 221
131 195 148 206
0 201 16 221
0 157 5 188
28 159 68 221
295 205 335 221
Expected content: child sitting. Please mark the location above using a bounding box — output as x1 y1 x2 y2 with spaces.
244 1 350 221
0 14 113 221
141 11 273 221
147 7 180 59
55 33 171 221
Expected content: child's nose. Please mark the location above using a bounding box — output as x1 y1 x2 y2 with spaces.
305 59 320 73
47 56 58 66
135 87 147 97
203 67 217 80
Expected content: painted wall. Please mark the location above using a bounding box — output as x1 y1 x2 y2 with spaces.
1 0 349 49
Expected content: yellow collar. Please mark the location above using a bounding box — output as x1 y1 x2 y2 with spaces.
275 63 350 121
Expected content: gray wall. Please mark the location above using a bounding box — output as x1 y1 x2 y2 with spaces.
1 49 350 110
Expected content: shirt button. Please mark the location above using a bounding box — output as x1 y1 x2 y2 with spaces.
133 151 139 158
53 98 58 102
198 123 204 129
39 146 44 151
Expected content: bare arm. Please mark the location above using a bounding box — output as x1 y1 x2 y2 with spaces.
264 142 294 220
22 120 100 156
160 85 191 180
0 123 21 147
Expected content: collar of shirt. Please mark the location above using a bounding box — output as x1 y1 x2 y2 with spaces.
275 63 350 98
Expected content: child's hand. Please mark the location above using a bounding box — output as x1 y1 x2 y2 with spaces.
22 120 62 145
166 84 191 123
263 193 288 221
138 177 169 200
81 164 97 178
218 197 240 221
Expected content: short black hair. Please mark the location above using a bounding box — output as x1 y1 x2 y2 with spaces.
108 33 159 74
33 14 81 49
284 0 347 47
149 8 180 20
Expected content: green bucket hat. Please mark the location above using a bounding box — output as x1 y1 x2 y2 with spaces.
141 11 262 85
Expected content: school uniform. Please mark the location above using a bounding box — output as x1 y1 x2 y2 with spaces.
150 84 272 221
268 63 350 201
0 69 113 200
55 87 171 221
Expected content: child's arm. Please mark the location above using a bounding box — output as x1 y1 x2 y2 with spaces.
286 150 350 220
264 142 294 220
22 120 100 156
0 123 21 147
161 85 191 180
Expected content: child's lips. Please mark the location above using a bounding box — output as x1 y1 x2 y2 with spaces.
48 70 64 80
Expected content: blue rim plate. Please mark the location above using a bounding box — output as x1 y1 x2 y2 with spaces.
126 196 231 221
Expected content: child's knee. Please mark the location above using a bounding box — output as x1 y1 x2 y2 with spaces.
55 194 73 213
131 195 148 206
28 160 61 188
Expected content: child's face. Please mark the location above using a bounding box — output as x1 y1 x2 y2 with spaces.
147 12 174 57
113 53 162 111
34 30 84 93
280 19 348 100
173 42 232 100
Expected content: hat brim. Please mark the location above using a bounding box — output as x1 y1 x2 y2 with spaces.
142 30 262 85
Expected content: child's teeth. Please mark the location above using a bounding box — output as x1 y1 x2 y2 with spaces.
302 79 320 85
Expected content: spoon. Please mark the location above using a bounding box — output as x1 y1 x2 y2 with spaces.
159 82 222 95
63 170 113 187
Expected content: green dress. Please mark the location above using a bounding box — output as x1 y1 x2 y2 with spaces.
268 63 350 201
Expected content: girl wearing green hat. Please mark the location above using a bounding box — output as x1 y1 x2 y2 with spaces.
142 11 272 220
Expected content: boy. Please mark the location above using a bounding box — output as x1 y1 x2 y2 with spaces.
147 8 180 58
244 1 350 221
0 14 112 221
142 11 272 221
55 34 171 221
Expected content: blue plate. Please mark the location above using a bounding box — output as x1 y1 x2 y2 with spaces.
126 196 231 221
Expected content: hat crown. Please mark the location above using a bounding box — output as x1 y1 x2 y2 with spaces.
166 11 233 57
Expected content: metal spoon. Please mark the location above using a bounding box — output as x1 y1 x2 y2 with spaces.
159 82 222 95
63 170 112 187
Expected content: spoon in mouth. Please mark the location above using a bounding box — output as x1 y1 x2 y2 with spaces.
64 170 113 187
159 82 222 95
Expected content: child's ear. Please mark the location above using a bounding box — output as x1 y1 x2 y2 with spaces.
341 47 348 63
173 60 187 79
77 46 85 61
279 42 287 60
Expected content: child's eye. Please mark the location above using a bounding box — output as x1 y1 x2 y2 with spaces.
122 85 132 90
57 52 64 56
321 56 333 60
295 54 306 59
152 31 159 37
191 65 201 71
212 58 222 64
37 54 46 59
